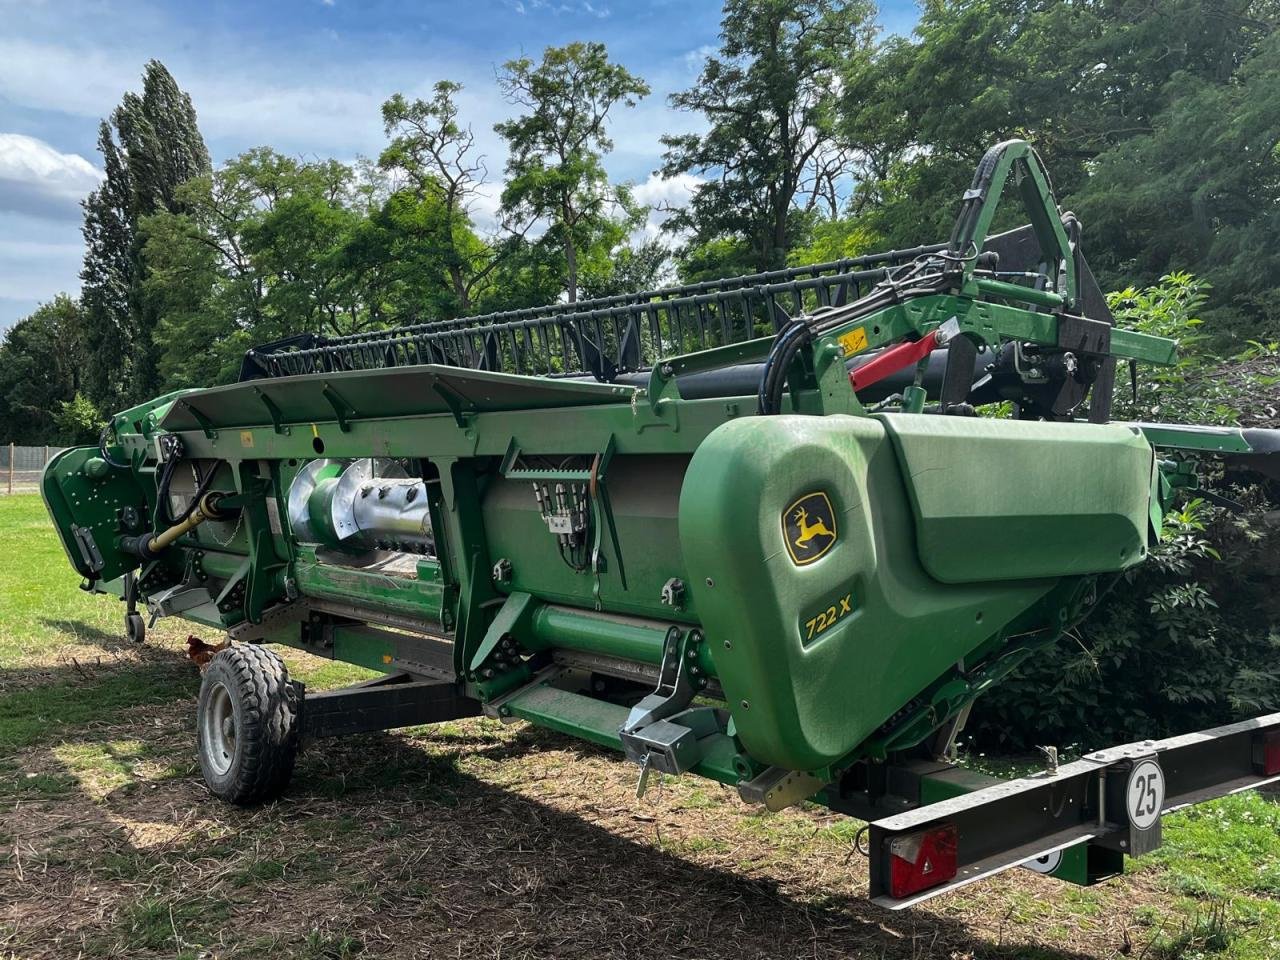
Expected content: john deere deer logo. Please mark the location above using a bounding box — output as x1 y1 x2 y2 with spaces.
783 492 838 565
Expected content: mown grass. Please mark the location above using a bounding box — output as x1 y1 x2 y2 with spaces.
4 490 1280 959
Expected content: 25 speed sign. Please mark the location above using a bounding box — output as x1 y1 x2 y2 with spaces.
1126 758 1166 830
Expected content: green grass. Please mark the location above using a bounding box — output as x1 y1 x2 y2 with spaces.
113 895 231 953
0 494 129 664
0 494 373 755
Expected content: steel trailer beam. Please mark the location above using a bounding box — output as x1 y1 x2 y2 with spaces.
298 673 480 739
868 711 1280 908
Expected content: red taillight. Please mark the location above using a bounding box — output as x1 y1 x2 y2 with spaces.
1255 730 1280 776
887 824 959 900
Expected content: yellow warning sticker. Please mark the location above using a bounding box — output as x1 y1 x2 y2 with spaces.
838 326 869 356
240 430 254 448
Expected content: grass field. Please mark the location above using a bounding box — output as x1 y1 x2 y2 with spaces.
2 492 1280 959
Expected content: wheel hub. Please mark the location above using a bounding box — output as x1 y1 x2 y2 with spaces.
201 681 237 777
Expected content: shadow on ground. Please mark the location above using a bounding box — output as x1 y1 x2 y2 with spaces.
0 619 1152 959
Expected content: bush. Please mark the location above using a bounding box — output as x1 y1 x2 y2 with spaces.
968 274 1280 752
54 393 102 445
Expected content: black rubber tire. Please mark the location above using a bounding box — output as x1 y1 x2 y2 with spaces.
125 612 146 644
196 644 299 805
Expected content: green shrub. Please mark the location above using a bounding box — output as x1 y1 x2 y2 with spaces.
969 274 1280 751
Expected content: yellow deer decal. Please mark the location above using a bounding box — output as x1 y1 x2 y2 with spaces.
792 506 834 551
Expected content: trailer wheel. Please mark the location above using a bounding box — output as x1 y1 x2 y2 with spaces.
196 644 299 805
125 612 145 644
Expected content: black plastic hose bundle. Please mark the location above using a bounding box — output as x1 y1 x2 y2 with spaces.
757 320 815 415
153 435 184 529
153 436 219 531
98 425 128 468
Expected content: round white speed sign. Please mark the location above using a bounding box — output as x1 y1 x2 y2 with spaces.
1023 849 1062 875
1126 759 1165 831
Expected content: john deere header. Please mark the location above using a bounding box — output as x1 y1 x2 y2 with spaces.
42 141 1280 907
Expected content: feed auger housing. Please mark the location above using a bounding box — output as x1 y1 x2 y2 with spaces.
43 141 1280 907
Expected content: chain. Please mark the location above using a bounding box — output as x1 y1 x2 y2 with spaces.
207 512 244 548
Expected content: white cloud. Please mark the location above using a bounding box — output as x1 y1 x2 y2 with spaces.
632 170 700 210
0 38 137 120
0 1 723 324
682 44 716 72
0 212 86 330
631 171 701 244
0 133 102 221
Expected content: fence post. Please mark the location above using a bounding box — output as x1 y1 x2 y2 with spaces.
7 442 12 495
44 444 50 467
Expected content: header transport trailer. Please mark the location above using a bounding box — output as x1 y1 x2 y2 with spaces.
42 141 1280 908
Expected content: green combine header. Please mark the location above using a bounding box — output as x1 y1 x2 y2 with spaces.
42 141 1280 907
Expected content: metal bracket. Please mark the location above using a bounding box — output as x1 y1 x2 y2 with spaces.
179 400 218 440
431 380 472 428
254 387 289 435
321 382 357 432
738 766 825 811
227 600 311 644
145 582 214 624
71 524 104 574
620 628 713 791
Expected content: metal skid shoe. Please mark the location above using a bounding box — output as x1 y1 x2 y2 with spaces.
619 627 725 797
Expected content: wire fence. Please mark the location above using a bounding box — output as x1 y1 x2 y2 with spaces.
1 444 65 494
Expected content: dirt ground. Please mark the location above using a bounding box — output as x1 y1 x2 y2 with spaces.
0 633 1198 960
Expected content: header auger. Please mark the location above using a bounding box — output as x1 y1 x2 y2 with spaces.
43 140 1280 907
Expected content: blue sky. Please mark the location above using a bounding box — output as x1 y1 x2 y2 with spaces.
0 0 921 333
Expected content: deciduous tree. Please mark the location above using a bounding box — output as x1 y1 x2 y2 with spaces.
495 42 649 302
0 295 92 444
661 0 878 272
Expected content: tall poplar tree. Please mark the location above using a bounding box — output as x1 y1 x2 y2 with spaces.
80 59 210 411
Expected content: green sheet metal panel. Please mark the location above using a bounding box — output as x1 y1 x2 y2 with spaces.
877 415 1154 584
159 365 636 433
679 415 1056 773
42 446 150 584
482 454 698 622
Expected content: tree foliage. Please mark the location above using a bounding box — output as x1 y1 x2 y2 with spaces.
380 83 503 314
0 296 93 444
143 150 418 386
825 0 1280 339
971 275 1280 751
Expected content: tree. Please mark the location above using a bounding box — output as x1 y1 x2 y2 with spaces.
1071 32 1280 339
495 42 650 302
661 0 878 273
143 148 472 387
579 239 670 299
380 83 508 314
832 0 1280 338
0 296 93 444
80 60 210 412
